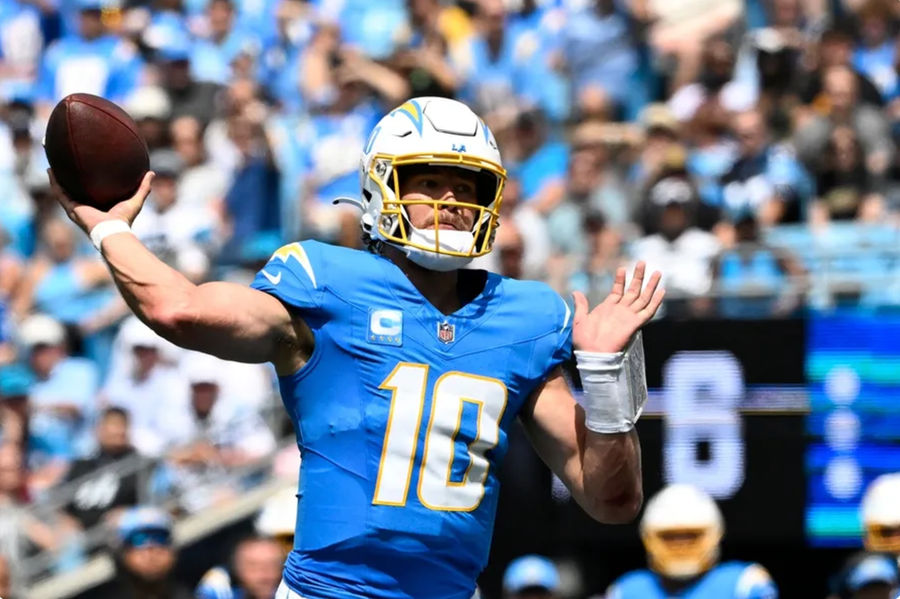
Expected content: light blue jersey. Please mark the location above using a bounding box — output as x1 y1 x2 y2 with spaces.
251 241 573 599
608 562 778 599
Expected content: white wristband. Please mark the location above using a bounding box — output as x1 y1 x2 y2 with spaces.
575 331 648 434
90 220 133 252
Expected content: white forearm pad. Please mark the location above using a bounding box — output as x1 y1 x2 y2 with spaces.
575 332 649 434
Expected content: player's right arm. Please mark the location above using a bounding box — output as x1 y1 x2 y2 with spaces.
50 170 310 374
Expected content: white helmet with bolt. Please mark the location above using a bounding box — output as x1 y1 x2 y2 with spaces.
345 96 506 271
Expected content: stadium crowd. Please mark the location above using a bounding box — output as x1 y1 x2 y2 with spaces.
0 0 900 596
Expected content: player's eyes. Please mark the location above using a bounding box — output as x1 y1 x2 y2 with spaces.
453 184 475 196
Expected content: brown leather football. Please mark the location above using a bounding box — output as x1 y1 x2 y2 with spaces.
44 93 150 211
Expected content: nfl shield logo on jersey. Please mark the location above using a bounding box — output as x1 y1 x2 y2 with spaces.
437 321 455 344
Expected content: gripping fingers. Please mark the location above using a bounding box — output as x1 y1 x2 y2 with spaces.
121 171 155 213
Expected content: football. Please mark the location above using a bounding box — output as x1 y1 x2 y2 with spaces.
44 93 150 211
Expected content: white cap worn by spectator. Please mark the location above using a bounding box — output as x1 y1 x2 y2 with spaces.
124 86 172 122
17 313 65 348
182 351 222 387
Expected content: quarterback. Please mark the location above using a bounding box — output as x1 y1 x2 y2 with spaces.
50 97 664 599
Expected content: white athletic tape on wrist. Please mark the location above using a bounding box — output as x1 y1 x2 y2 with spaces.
576 331 648 434
90 220 133 251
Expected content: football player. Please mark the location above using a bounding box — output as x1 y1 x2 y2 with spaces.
49 96 664 599
607 484 778 599
862 473 900 563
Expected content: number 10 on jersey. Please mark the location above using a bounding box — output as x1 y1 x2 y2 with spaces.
373 363 508 511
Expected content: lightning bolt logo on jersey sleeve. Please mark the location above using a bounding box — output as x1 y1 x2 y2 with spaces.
250 241 323 313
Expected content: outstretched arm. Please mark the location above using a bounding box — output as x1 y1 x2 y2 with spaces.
49 171 308 373
520 367 643 523
521 264 664 524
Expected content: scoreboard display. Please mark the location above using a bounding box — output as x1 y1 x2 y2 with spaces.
806 311 900 546
485 310 900 598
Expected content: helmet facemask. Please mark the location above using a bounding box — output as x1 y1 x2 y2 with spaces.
365 152 505 271
642 526 722 579
865 523 900 554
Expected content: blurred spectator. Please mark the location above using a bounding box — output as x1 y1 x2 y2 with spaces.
221 110 282 261
0 442 72 579
389 0 460 99
502 554 560 599
629 173 720 312
453 0 569 126
16 314 99 474
257 0 315 114
157 35 221 125
712 213 807 317
548 123 631 250
163 352 275 513
861 473 900 556
795 65 895 178
35 0 143 110
506 108 568 214
828 552 900 599
629 104 685 196
94 505 192 599
799 28 884 109
298 28 405 247
606 484 778 598
131 149 216 282
102 316 188 458
124 86 173 153
170 115 231 213
0 364 66 495
646 0 743 94
563 209 625 306
12 219 119 334
472 177 550 281
669 36 756 124
190 0 260 86
0 230 20 365
684 101 738 217
720 109 812 225
0 0 43 100
196 534 284 599
812 125 884 221
851 0 899 104
61 407 140 531
0 365 30 448
493 220 525 280
558 0 638 121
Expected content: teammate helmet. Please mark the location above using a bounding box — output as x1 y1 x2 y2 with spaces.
640 484 724 579
356 97 506 271
861 473 900 554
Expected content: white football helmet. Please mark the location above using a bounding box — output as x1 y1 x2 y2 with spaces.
640 484 724 579
352 97 506 271
861 473 900 554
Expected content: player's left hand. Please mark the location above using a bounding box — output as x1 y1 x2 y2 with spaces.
572 262 664 353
